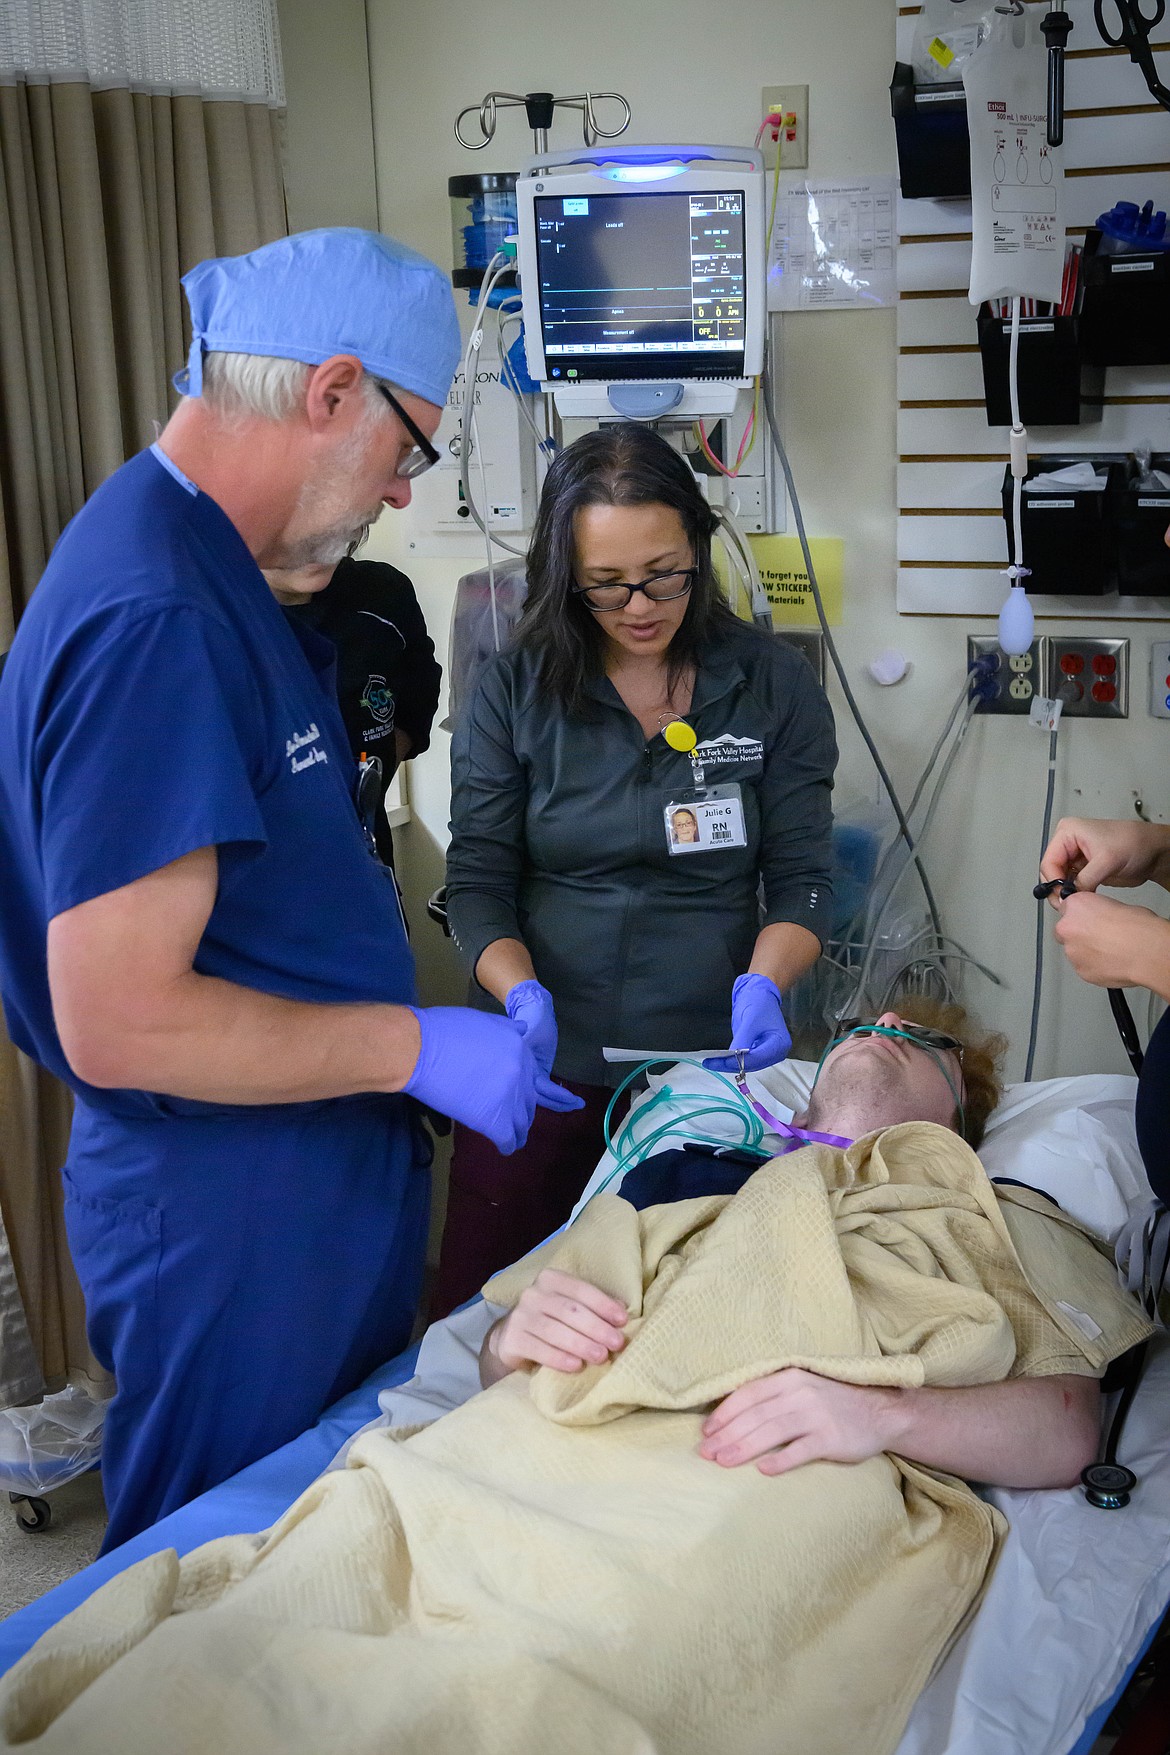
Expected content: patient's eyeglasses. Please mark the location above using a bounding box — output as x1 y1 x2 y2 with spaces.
375 383 441 479
829 1018 964 1063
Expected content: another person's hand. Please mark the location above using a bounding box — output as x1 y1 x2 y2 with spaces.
404 1006 584 1154
703 973 791 1074
1040 815 1170 895
487 1269 628 1375
1052 890 1168 990
699 1368 900 1475
505 978 559 1076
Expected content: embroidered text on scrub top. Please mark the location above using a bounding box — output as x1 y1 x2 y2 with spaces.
286 723 329 774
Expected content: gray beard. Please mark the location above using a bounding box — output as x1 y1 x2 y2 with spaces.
273 514 376 570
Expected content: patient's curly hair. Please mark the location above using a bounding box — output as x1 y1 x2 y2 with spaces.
889 995 1007 1151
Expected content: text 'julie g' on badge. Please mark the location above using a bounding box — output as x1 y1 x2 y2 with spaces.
664 787 748 856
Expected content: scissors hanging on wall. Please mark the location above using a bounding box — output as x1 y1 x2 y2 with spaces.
1095 0 1170 113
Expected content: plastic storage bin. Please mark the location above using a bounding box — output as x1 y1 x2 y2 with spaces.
449 173 518 294
1112 455 1170 596
977 313 1103 427
1081 228 1170 367
1001 457 1123 596
890 64 971 200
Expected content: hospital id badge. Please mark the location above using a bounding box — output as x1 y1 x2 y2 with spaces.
664 786 747 855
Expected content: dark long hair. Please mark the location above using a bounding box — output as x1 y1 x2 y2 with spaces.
514 423 738 715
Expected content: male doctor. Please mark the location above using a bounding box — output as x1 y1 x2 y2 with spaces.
0 228 580 1550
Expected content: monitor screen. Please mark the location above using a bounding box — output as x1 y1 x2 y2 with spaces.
533 189 747 384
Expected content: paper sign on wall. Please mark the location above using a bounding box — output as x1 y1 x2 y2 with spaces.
748 535 844 626
767 178 897 311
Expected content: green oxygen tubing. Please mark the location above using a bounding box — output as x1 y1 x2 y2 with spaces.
581 1057 773 1211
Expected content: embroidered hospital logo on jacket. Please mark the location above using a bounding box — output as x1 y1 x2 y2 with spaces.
286 723 328 774
692 733 765 770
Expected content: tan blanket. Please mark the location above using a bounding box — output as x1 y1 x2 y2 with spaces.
0 1124 1150 1755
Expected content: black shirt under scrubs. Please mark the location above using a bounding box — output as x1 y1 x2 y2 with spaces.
446 620 838 1084
1137 1009 1170 1207
285 558 441 867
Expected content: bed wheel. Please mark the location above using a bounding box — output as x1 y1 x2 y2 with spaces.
9 1493 52 1532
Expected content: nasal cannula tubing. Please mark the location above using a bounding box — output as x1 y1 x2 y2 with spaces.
578 1059 771 1213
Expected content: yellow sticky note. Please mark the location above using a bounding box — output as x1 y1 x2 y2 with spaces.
928 35 956 68
746 535 844 628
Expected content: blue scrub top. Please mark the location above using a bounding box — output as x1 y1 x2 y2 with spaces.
0 447 416 1119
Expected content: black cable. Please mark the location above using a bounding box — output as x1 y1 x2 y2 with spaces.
1109 988 1146 1076
1104 1342 1149 1467
1025 726 1060 1083
760 361 945 949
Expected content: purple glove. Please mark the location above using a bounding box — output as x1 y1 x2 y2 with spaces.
703 973 792 1074
404 1006 584 1155
505 978 558 1076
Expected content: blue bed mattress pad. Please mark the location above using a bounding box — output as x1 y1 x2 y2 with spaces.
0 1344 420 1676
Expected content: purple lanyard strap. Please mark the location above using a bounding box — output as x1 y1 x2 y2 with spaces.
734 1076 854 1153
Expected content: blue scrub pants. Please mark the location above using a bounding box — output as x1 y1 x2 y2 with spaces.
63 1095 430 1554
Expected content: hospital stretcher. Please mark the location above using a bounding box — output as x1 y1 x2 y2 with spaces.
2 1066 1169 1755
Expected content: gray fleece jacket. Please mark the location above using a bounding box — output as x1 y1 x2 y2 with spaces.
446 621 837 1085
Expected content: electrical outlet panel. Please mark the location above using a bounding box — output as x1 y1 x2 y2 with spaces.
967 635 1046 714
760 84 809 171
1151 640 1170 719
775 629 825 686
1046 637 1128 718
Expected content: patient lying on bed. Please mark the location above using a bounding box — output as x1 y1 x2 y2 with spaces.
0 1005 1152 1755
479 1003 1105 1491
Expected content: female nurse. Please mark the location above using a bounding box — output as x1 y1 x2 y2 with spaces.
1039 814 1170 1203
434 422 837 1313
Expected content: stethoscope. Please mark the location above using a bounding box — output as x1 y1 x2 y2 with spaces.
1033 879 1146 1080
1034 874 1152 1509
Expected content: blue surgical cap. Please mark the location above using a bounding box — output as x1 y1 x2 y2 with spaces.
176 227 461 408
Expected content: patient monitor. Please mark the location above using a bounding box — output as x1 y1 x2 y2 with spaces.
515 144 766 421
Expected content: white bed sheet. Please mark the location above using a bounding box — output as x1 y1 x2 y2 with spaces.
353 1066 1170 1755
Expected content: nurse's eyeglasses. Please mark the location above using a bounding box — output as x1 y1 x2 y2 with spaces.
571 569 698 613
374 383 441 479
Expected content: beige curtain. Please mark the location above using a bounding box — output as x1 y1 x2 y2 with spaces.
0 79 287 1395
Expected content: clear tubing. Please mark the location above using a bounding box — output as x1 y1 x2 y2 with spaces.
761 357 945 949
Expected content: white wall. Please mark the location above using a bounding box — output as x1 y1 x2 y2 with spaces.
275 0 379 234
326 0 1170 1084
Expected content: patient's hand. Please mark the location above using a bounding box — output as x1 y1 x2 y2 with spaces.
699 1369 899 1475
480 1269 628 1387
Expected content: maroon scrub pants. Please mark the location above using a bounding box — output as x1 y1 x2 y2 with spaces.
430 1078 628 1319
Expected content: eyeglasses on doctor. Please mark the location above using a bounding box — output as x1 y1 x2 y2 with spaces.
374 382 441 479
571 569 698 613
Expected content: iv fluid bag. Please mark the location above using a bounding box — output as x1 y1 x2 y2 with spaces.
965 10 1065 306
911 0 996 85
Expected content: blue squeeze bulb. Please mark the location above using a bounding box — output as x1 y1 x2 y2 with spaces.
998 584 1034 657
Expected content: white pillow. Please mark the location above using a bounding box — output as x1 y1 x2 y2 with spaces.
571 1060 1150 1245
980 1074 1149 1244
